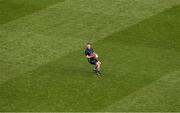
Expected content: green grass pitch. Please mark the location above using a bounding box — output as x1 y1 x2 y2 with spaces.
0 0 180 112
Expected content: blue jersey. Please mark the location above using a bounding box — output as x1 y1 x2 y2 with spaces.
85 48 98 65
85 48 94 56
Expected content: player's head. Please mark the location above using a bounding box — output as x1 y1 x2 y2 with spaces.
86 43 91 49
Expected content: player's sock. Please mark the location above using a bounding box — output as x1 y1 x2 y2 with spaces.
93 67 97 72
96 70 101 75
93 68 97 72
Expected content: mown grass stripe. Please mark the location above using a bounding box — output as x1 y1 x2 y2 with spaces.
104 71 180 112
0 0 65 25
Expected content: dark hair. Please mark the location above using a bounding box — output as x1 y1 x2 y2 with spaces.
87 43 91 45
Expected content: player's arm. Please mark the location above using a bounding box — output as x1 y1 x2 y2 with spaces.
86 55 90 58
86 54 94 58
85 50 93 58
90 49 96 58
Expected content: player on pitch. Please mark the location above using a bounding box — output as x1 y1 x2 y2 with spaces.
85 43 102 75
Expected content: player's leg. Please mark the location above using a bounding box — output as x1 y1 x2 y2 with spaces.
90 59 98 71
89 59 101 75
96 61 101 75
93 66 97 72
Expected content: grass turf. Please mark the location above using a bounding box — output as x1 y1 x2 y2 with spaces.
1 0 179 83
0 0 64 24
0 0 180 112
